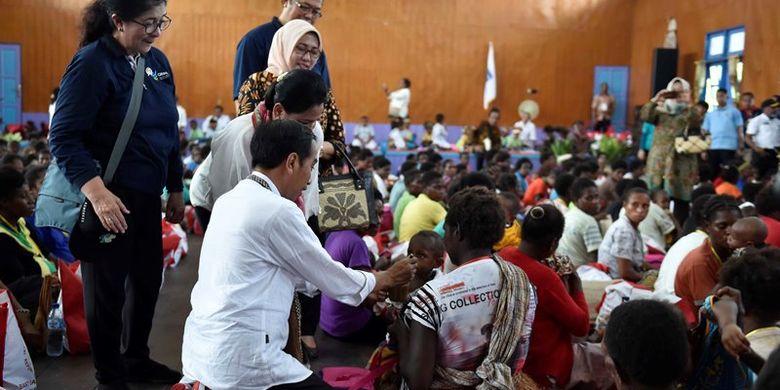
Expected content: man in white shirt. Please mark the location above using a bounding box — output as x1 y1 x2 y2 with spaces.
432 113 451 150
745 98 780 179
181 120 414 390
384 78 411 119
514 110 536 149
202 105 231 134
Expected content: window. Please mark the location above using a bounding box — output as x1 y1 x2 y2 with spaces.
700 26 745 108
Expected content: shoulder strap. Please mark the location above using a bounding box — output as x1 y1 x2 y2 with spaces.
103 56 146 185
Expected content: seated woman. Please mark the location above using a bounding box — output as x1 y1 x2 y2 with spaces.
0 167 58 347
500 205 595 389
598 187 652 282
320 191 387 344
236 19 344 158
688 247 780 388
557 178 603 267
394 187 537 390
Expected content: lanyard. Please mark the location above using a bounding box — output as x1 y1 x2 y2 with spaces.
246 174 272 192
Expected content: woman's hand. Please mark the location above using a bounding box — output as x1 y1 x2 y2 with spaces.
320 141 336 160
81 177 129 234
721 323 751 358
165 192 185 224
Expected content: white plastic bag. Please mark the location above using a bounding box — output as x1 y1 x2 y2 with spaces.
0 289 37 390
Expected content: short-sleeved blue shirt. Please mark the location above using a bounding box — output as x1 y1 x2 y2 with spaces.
703 105 744 151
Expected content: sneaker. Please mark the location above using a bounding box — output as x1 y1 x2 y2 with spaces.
125 358 182 384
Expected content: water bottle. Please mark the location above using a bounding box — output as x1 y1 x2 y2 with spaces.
46 303 65 357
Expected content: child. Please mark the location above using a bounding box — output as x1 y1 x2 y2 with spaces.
605 300 689 390
523 166 555 206
727 216 768 256
407 231 446 292
421 121 434 148
494 192 522 251
651 187 671 211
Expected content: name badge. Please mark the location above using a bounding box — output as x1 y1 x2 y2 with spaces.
145 67 170 81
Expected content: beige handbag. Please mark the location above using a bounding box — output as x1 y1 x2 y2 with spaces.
317 145 378 233
674 126 711 154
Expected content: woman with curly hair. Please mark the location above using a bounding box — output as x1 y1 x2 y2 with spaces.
394 187 537 389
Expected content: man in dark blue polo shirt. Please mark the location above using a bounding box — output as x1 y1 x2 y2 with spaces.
232 0 330 106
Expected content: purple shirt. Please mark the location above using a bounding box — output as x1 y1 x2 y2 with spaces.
320 230 373 337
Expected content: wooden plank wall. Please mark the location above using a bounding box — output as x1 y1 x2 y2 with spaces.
2 0 778 127
628 0 780 113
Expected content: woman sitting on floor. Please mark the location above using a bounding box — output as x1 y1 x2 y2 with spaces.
598 187 653 283
500 204 606 389
394 187 537 390
0 167 58 348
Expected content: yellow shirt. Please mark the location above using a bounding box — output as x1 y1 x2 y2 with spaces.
493 220 522 251
398 194 447 242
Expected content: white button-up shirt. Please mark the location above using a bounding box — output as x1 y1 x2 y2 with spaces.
746 113 780 149
181 172 376 389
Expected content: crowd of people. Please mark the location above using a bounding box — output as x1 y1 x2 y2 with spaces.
2 0 780 389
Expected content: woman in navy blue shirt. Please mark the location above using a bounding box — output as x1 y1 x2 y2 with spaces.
49 0 183 388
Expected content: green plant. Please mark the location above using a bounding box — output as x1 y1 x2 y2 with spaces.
550 139 573 157
598 136 629 163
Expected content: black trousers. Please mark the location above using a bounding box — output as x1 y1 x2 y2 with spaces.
72 187 164 384
269 374 334 390
672 197 690 231
301 216 325 337
708 149 737 176
594 119 611 132
194 205 211 232
753 149 779 180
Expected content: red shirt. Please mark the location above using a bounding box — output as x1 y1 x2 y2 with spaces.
674 239 721 317
761 215 780 247
499 247 590 388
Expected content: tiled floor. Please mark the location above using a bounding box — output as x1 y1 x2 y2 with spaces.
33 236 374 390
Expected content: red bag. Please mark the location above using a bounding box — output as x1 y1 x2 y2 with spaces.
60 260 90 354
0 302 7 383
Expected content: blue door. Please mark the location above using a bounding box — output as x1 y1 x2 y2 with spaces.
0 44 22 130
593 66 629 131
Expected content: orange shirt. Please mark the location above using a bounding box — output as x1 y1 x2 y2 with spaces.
715 182 742 199
523 178 549 206
674 239 722 315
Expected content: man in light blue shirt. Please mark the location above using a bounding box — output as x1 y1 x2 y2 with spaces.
703 88 744 176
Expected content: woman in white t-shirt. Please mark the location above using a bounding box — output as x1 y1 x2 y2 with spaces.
190 69 328 230
384 78 412 119
393 187 537 389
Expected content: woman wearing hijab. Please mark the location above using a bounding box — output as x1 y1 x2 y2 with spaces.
236 19 344 160
641 77 702 223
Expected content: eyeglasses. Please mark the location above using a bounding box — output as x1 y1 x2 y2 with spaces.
130 15 172 34
293 0 323 18
293 44 321 60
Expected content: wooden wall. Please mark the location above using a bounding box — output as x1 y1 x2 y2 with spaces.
2 0 779 127
0 0 633 127
628 0 780 114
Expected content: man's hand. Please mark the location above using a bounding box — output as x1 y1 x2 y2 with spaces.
375 256 416 291
165 192 185 224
